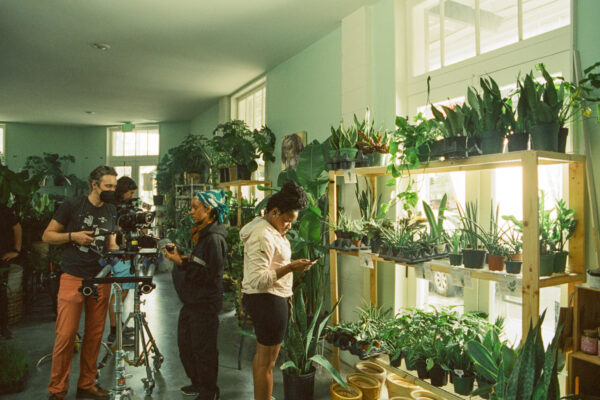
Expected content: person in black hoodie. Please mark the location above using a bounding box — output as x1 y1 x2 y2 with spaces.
163 189 228 400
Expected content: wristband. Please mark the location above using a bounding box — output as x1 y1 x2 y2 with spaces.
68 232 72 242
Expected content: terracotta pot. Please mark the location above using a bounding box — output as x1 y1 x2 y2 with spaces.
330 383 363 400
354 361 386 385
487 254 505 271
509 253 522 261
347 373 380 400
385 374 420 398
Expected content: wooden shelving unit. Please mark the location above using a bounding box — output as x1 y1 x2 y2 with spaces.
567 285 600 395
218 180 270 227
328 150 587 396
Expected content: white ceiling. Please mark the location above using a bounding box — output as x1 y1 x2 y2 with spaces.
0 0 378 126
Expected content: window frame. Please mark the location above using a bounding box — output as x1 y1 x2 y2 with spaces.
0 123 5 163
231 76 266 130
407 0 572 76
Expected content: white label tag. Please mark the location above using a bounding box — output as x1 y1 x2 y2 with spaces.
359 251 374 269
450 269 473 288
343 168 357 184
498 275 521 295
423 264 432 281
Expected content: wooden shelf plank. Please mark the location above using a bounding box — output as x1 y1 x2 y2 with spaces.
571 351 600 367
218 180 270 188
333 151 585 177
575 283 600 293
371 358 466 400
332 249 584 287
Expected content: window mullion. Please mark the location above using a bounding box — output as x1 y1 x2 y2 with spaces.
518 0 523 41
475 0 481 56
440 0 445 67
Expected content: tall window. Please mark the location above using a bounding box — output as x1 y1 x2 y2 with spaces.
108 125 159 207
410 0 570 75
232 79 267 200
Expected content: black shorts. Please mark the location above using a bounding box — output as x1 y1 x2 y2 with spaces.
242 293 289 346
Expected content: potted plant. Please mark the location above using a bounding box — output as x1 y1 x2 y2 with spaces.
212 120 276 180
503 226 523 274
447 230 464 266
329 120 358 168
422 194 447 254
280 293 347 400
431 103 479 159
467 311 562 400
22 152 75 186
551 199 576 273
467 76 510 155
354 109 392 167
459 202 486 269
520 65 561 152
0 342 29 395
506 93 529 152
480 203 510 272
538 195 556 276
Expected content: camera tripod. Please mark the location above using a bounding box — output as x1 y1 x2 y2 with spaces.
82 250 161 399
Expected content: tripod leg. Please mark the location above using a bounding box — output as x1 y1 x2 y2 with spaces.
136 313 155 396
140 313 164 371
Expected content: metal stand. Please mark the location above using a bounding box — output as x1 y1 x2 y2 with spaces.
97 255 162 397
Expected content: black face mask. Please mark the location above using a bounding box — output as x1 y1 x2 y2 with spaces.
99 190 116 203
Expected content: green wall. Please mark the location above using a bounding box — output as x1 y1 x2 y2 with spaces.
4 123 107 179
4 120 191 180
159 120 191 156
575 0 600 268
265 27 342 183
190 102 219 137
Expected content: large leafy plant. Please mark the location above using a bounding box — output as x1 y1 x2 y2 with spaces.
468 76 512 133
280 290 347 388
422 193 447 245
467 311 562 399
212 120 276 172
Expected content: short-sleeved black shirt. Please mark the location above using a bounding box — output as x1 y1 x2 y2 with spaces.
53 196 117 278
0 204 19 256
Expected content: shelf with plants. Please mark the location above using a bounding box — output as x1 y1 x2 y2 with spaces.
567 284 600 395
218 180 270 228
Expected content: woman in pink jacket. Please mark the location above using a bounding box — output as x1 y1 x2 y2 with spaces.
241 181 315 400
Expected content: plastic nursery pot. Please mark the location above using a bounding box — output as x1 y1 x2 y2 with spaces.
429 139 446 158
529 123 559 152
369 238 382 254
354 361 387 384
554 251 568 273
355 151 369 168
462 249 486 269
339 148 359 159
386 374 420 398
558 127 568 153
448 253 463 266
487 254 505 271
352 239 362 248
505 260 522 274
366 152 389 167
452 373 475 395
443 136 469 159
410 389 440 400
428 364 448 387
415 359 430 380
347 373 381 400
480 130 505 155
510 252 522 261
540 253 556 276
507 132 530 152
282 367 315 400
330 382 363 400
390 354 402 368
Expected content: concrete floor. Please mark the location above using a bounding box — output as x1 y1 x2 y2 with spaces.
1 272 370 400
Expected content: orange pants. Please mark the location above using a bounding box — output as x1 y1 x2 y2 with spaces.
48 273 110 398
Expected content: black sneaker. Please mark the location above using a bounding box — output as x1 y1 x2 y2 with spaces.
181 385 200 396
194 386 220 400
107 332 135 347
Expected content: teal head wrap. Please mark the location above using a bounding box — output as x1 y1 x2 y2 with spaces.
195 189 229 224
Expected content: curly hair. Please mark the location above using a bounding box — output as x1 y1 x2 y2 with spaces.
266 181 309 214
115 176 138 201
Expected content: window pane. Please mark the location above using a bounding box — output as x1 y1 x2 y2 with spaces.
136 131 148 156
113 131 124 156
246 95 254 129
114 166 132 178
522 0 570 40
238 98 247 122
427 4 442 71
148 132 159 155
479 0 518 54
443 0 476 66
138 165 157 207
124 132 136 156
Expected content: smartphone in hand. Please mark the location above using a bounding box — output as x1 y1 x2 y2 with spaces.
310 256 323 263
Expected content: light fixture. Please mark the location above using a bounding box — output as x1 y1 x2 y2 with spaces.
90 43 110 51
